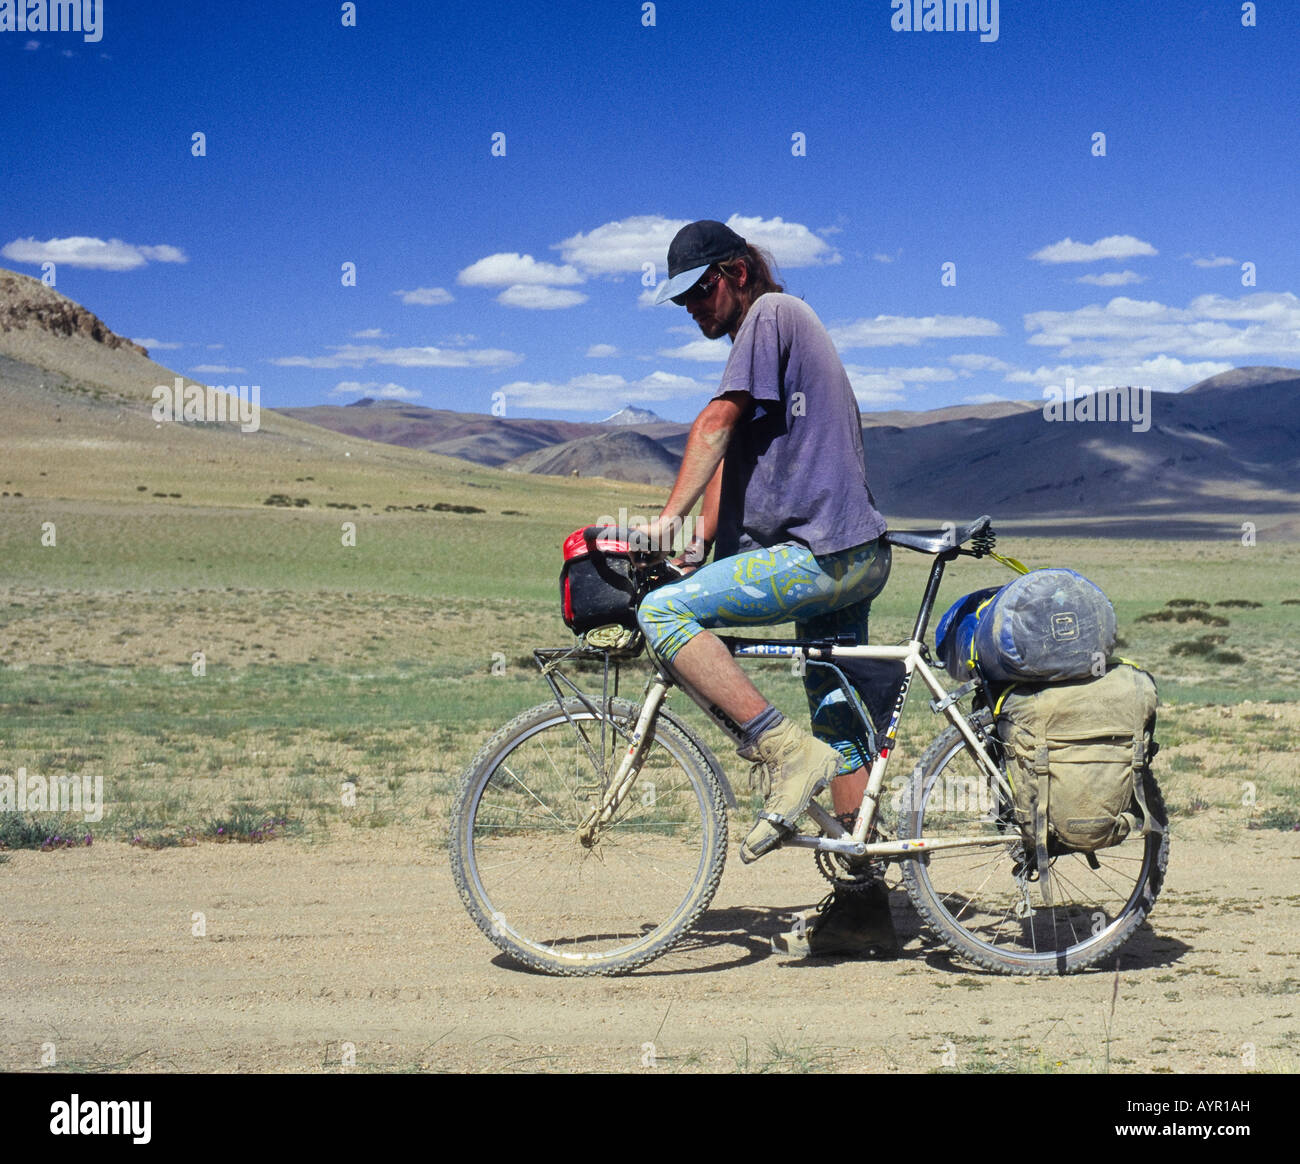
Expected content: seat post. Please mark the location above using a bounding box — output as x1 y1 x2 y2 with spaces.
910 550 957 645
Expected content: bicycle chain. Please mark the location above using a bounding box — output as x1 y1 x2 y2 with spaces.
814 824 890 890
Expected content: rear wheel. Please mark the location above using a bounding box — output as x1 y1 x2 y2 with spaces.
898 711 1168 975
449 698 728 976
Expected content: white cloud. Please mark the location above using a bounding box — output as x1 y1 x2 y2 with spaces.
585 344 619 357
393 287 453 306
351 328 389 339
497 284 587 309
829 314 1003 349
1023 292 1300 359
1186 254 1238 268
556 213 840 278
496 369 708 411
1030 235 1158 264
638 287 665 308
963 393 1012 404
329 381 421 400
872 252 896 263
656 338 732 363
189 364 246 374
844 370 907 406
555 215 685 276
726 215 841 267
272 343 522 370
948 353 1014 372
880 365 958 383
133 338 183 350
137 244 186 263
1005 355 1235 394
1077 270 1145 286
457 252 583 287
1 235 188 271
843 364 959 406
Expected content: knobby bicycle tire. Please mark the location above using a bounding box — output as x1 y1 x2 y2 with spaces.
897 710 1169 975
449 697 729 976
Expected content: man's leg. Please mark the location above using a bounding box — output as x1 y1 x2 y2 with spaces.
796 541 892 828
832 767 869 818
638 545 856 862
667 629 768 726
777 543 898 958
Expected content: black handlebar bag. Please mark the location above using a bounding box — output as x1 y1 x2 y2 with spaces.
559 528 640 633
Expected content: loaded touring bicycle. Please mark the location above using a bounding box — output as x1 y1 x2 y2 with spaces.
449 515 1167 976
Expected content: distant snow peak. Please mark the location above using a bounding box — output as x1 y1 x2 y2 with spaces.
601 403 661 425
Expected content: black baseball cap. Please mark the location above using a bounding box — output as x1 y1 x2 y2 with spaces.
654 220 748 305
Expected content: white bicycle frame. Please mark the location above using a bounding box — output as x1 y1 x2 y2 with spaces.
579 635 1019 860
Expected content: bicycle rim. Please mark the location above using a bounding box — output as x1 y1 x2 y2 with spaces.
899 717 1166 974
451 701 727 975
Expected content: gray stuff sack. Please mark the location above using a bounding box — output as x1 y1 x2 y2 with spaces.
973 568 1117 683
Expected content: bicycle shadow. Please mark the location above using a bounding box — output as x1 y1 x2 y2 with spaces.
488 903 789 977
488 893 1191 977
903 912 1193 976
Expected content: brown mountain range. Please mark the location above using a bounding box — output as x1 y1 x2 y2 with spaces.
2 265 1296 537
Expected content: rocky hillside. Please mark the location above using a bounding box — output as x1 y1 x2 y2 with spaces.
0 268 148 356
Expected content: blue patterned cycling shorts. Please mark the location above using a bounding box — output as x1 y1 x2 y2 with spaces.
637 538 892 774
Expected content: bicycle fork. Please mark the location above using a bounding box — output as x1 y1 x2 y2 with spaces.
576 676 671 846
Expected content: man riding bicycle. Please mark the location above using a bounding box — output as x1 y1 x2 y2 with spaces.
634 220 896 958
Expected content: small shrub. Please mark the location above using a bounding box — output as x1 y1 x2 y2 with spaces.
0 814 95 851
1169 636 1242 664
1249 808 1300 832
1137 610 1229 627
204 803 301 843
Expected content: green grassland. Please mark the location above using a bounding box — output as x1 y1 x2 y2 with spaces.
1 481 1298 851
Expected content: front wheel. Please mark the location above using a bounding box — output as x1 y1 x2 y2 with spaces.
449 697 728 976
897 710 1169 975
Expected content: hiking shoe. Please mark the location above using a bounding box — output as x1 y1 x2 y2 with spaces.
738 719 839 863
771 883 899 959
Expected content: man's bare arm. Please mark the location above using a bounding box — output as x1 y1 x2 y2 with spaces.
658 392 747 530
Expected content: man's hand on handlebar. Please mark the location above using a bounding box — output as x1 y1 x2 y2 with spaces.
668 533 712 577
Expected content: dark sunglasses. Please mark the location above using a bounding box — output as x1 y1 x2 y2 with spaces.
671 269 723 307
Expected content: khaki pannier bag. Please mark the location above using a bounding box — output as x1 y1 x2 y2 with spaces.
994 663 1162 903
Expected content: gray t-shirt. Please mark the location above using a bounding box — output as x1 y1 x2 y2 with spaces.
712 293 886 558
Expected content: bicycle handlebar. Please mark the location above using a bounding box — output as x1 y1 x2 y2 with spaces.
583 525 673 562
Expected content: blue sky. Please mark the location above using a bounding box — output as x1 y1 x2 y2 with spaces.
2 0 1297 422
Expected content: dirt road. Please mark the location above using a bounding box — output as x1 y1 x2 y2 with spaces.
1 814 1294 1074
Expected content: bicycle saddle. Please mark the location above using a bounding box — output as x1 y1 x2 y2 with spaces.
884 515 993 555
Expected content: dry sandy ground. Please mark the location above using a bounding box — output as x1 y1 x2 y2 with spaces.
1 816 1295 1075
